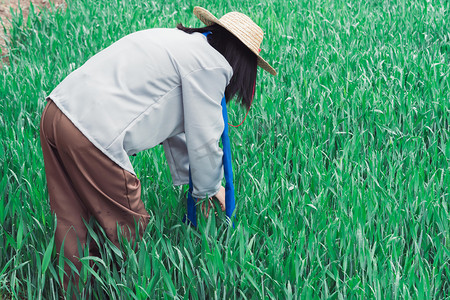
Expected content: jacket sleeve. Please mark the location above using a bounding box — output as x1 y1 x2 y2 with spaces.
162 133 189 186
181 67 231 198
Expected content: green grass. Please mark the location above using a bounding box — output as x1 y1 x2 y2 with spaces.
1 0 449 298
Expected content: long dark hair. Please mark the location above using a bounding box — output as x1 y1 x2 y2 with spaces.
177 23 258 110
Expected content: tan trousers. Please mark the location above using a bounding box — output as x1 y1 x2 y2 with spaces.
40 100 150 290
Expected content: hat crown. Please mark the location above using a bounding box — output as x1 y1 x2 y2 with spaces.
218 12 264 55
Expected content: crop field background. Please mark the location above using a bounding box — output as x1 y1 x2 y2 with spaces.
1 0 450 298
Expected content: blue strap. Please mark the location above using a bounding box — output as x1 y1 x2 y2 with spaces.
185 31 235 227
186 169 196 227
221 97 236 220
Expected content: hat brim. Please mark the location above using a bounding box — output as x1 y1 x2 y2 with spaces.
193 6 277 76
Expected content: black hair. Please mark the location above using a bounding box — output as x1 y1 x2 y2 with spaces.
177 23 258 110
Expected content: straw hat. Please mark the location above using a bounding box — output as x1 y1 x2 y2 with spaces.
193 6 277 76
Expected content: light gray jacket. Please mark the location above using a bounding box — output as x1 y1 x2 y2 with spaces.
47 28 233 198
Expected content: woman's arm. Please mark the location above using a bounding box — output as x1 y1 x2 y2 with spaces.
181 67 231 199
162 133 189 186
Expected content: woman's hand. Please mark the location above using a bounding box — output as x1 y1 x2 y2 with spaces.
202 186 226 218
213 186 226 212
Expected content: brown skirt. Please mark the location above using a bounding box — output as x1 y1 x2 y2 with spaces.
39 99 150 290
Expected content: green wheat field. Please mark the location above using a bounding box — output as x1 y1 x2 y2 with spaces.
1 0 449 299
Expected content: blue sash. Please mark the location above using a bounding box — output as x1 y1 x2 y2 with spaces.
185 31 235 227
